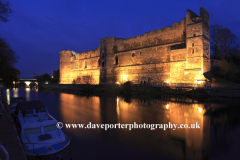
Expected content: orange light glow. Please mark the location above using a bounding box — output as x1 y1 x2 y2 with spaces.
166 104 169 109
198 107 203 113
122 75 127 82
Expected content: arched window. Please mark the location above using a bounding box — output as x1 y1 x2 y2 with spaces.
85 61 87 68
115 55 118 65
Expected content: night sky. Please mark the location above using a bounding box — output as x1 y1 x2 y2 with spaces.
1 0 240 78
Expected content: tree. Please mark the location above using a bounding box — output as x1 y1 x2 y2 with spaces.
217 59 238 79
0 0 13 23
210 24 240 60
51 69 59 84
0 0 18 87
0 37 20 87
210 24 240 83
35 73 51 84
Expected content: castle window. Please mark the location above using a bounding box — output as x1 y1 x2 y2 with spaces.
75 63 78 69
171 43 186 50
71 57 73 61
85 61 87 68
102 62 105 67
98 59 100 67
193 34 196 37
192 49 194 54
75 55 78 60
192 43 194 47
115 55 118 65
132 53 135 57
85 54 87 59
102 53 105 58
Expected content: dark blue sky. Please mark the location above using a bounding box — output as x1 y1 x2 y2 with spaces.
1 0 240 78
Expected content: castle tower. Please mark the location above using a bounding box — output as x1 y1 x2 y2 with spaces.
185 7 210 83
99 37 115 84
59 50 74 84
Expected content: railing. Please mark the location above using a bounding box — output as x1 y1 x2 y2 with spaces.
149 82 211 89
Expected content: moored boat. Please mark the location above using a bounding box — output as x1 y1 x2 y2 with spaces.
9 97 26 115
14 100 70 158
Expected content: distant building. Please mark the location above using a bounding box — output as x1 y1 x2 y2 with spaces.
60 8 210 84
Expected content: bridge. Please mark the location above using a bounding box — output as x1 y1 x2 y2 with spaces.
13 79 38 88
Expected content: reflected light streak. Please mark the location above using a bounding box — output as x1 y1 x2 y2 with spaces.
166 104 169 109
117 97 120 116
26 88 30 100
13 88 18 97
6 89 10 105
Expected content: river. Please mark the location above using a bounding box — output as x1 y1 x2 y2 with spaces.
4 88 240 160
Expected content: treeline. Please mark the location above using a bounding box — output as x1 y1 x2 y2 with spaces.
35 70 59 84
0 1 20 87
210 24 240 83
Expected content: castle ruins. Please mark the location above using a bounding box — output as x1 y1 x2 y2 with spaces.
60 7 211 85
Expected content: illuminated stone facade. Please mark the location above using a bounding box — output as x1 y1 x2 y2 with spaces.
60 8 210 84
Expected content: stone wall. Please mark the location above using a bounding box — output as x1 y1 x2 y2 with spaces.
114 19 186 52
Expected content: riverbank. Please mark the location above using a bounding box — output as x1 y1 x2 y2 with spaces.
0 87 27 160
39 83 240 98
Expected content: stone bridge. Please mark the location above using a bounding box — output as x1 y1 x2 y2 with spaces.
13 79 38 88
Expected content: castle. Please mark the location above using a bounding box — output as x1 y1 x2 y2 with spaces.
60 7 211 85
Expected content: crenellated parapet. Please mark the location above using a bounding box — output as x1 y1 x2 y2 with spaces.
114 18 186 52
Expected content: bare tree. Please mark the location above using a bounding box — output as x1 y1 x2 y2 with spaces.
210 24 239 60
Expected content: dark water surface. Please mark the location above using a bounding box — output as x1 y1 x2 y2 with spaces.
4 88 240 160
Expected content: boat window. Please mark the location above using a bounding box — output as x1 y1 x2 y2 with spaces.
24 128 41 135
10 103 18 107
20 109 34 115
44 124 58 133
35 108 47 113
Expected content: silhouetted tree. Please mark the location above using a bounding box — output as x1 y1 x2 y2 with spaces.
210 24 240 82
51 69 59 84
217 59 238 80
35 73 51 84
0 0 18 87
0 0 13 23
210 24 240 60
0 38 20 87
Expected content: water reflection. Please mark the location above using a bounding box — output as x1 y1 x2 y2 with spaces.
4 88 240 160
115 97 210 160
59 94 210 160
59 93 101 137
